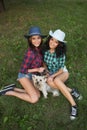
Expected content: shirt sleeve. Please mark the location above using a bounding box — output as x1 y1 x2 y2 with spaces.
58 55 66 69
20 49 34 73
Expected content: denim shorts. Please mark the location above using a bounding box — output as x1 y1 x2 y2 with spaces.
17 72 32 80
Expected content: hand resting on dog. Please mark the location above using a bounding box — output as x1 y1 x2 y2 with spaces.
32 74 60 98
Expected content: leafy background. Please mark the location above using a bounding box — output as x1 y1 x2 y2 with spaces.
0 0 87 130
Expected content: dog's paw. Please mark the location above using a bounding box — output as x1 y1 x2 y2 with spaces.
53 91 60 97
43 93 48 99
44 96 48 99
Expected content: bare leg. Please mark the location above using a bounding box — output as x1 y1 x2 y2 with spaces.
55 72 72 92
47 72 76 106
54 78 76 106
47 72 72 92
5 77 40 103
14 88 26 92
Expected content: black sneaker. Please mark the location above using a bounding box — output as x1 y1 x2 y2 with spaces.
4 84 16 89
71 88 83 100
70 106 77 120
0 84 15 96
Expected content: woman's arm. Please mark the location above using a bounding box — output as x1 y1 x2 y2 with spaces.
28 67 45 73
51 68 63 78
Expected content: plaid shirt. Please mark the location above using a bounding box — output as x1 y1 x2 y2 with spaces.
44 50 65 73
19 48 43 74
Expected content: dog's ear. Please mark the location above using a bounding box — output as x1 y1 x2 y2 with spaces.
32 74 36 78
32 75 36 80
43 76 47 81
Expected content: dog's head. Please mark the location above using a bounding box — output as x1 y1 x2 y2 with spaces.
32 74 47 89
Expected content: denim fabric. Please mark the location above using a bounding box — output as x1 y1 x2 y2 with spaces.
17 72 32 80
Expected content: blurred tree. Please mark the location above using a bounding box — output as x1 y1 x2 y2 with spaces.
0 0 5 12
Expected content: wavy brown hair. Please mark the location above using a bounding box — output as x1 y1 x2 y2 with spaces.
27 36 43 50
42 36 67 57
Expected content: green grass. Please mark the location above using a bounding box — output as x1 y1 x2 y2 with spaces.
0 0 87 130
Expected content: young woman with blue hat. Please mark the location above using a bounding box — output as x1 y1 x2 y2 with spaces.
43 29 82 120
0 26 46 103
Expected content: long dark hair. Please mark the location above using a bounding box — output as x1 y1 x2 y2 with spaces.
27 36 43 50
43 36 67 57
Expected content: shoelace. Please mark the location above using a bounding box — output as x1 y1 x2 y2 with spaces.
72 90 79 98
71 107 77 116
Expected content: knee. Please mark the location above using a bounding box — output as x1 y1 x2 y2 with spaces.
65 72 69 78
30 95 40 104
46 78 50 85
46 79 53 86
54 77 60 84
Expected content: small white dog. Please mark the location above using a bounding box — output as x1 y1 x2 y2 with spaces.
32 74 59 98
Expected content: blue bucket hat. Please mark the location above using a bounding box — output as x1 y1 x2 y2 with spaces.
24 26 47 38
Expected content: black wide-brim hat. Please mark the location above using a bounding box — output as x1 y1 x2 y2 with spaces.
24 26 47 38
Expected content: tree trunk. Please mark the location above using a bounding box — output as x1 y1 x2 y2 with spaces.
0 0 5 12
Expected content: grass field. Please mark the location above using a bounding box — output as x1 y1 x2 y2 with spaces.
0 0 87 130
